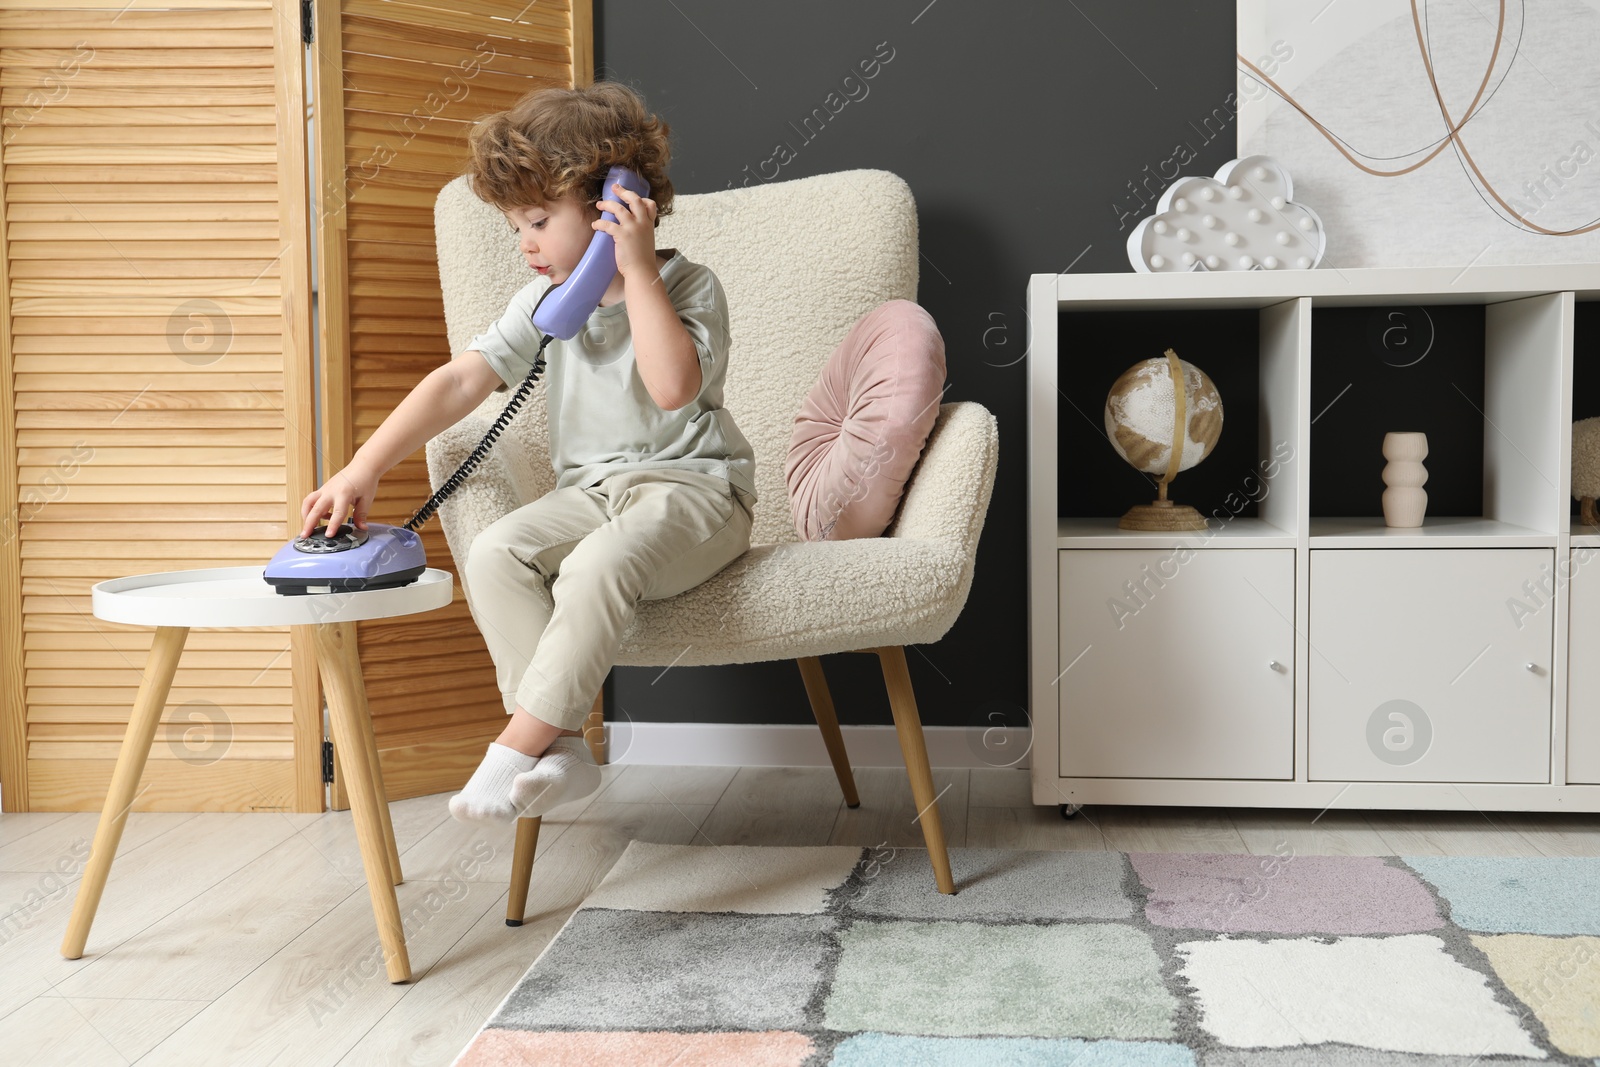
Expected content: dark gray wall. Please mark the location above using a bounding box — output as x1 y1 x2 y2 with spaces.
600 1 1241 730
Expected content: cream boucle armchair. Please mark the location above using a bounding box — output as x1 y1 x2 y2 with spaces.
429 168 998 904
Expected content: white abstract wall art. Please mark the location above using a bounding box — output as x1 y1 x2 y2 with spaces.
1237 0 1600 269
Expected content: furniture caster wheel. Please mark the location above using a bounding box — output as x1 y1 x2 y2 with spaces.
1060 803 1081 820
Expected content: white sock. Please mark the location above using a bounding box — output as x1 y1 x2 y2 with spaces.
510 736 602 819
449 742 538 823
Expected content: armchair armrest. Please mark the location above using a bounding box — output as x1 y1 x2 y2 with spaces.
423 414 549 584
885 401 1000 557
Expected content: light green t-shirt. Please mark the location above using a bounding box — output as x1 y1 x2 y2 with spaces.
467 249 758 504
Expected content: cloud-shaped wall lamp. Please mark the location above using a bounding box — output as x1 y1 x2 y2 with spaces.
1126 155 1327 272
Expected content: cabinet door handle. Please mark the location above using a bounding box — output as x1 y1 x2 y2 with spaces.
1267 660 1284 672
1525 662 1540 673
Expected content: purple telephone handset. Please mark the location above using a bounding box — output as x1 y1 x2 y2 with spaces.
531 164 651 340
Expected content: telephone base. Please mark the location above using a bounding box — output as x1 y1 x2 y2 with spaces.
264 567 426 596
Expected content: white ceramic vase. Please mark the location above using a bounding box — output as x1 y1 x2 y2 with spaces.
1382 431 1429 528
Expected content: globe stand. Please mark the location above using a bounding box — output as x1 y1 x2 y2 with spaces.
1110 347 1217 533
1118 477 1207 531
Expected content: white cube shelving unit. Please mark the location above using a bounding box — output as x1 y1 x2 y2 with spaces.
1028 264 1600 813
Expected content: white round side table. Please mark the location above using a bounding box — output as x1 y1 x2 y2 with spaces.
60 565 453 984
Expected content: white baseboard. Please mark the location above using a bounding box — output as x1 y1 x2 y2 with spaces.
596 722 1032 770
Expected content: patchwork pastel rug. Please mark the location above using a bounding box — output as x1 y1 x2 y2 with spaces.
451 844 1600 1066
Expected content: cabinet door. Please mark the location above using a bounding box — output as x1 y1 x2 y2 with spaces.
1569 549 1600 784
1058 549 1294 779
1308 549 1552 783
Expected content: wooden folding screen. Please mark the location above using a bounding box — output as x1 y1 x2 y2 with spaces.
0 0 589 812
312 0 588 808
0 0 318 812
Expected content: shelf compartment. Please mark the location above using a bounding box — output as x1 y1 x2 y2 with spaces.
1058 547 1294 780
1572 297 1600 532
1308 548 1553 784
1307 293 1569 537
1055 298 1306 537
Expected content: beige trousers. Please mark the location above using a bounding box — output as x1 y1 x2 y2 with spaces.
462 467 755 731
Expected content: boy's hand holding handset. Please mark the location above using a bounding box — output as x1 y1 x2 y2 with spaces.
593 179 659 282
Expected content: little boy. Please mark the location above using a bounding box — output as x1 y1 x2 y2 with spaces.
298 81 757 822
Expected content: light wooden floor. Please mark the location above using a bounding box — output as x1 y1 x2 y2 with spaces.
1 763 1596 1065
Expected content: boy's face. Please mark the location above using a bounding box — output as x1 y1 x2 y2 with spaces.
503 191 602 283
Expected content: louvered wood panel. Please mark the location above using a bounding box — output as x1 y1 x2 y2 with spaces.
0 0 318 812
312 0 589 807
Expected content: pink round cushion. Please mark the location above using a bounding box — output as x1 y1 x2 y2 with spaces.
785 299 947 541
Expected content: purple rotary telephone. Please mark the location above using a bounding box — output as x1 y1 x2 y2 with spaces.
263 165 652 595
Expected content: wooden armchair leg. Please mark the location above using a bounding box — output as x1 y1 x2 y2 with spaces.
507 686 604 927
506 815 542 926
873 645 956 895
796 657 859 807
582 688 607 766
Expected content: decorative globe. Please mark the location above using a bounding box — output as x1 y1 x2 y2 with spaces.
1104 352 1223 476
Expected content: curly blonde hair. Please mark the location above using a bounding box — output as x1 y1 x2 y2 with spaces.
463 80 674 226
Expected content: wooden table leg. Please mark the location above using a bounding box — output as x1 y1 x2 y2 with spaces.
347 654 402 886
62 625 189 960
331 676 401 888
313 621 411 982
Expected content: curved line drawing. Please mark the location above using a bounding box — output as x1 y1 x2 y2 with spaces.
1236 0 1599 238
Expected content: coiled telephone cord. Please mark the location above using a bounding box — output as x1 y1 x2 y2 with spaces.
402 332 555 533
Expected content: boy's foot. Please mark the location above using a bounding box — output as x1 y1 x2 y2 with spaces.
448 741 538 823
510 736 602 818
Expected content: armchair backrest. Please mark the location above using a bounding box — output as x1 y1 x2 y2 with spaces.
433 168 920 546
